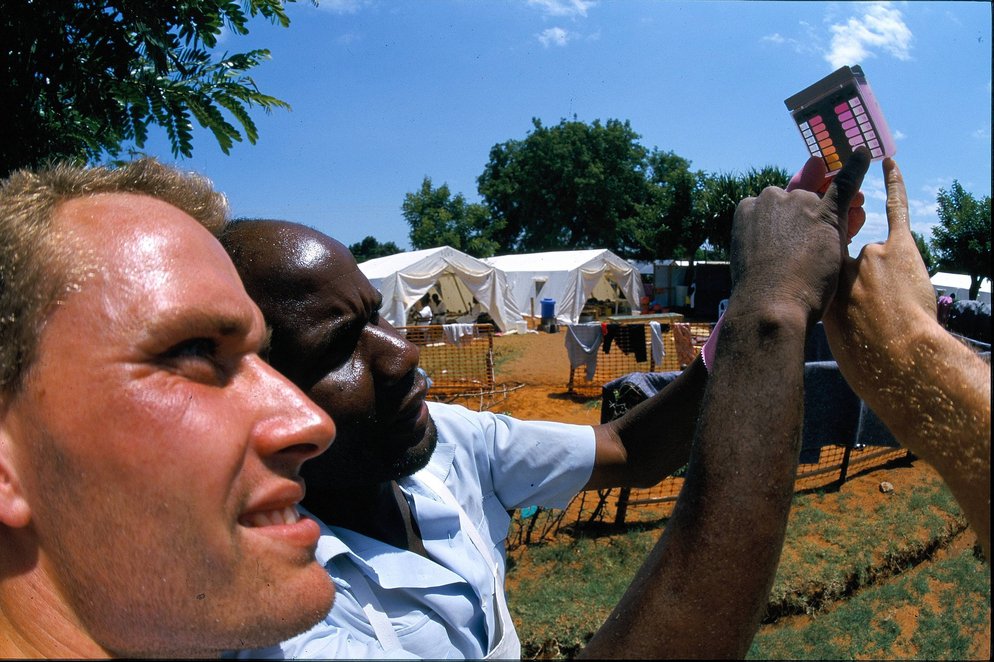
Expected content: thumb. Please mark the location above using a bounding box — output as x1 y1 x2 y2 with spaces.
822 147 871 225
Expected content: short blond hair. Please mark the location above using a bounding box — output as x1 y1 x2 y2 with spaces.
0 158 229 395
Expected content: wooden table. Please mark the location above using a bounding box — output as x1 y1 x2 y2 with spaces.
604 312 684 325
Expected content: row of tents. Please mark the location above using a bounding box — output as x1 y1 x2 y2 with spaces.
359 246 643 333
357 244 992 334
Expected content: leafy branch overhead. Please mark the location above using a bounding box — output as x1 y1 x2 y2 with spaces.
1 0 308 176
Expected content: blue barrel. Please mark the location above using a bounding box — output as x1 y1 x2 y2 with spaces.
540 298 556 320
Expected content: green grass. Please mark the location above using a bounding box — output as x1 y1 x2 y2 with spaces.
767 472 967 617
749 544 990 660
508 525 660 656
507 466 989 660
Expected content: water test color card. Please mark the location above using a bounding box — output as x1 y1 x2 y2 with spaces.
785 65 895 175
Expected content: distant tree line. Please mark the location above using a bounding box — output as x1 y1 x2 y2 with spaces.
403 117 790 264
401 117 991 298
906 181 992 301
928 181 991 301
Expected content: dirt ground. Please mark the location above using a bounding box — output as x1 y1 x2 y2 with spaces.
474 328 991 660
489 328 606 422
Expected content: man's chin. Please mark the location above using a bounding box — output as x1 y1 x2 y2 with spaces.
385 417 437 480
302 416 438 487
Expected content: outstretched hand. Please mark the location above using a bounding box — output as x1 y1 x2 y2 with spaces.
822 157 938 395
730 147 871 323
822 158 991 561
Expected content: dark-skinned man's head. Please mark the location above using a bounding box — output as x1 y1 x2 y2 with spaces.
220 220 437 491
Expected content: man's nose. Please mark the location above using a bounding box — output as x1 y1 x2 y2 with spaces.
249 356 336 462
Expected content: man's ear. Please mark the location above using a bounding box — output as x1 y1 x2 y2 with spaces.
0 420 32 529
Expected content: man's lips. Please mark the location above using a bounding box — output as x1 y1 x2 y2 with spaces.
238 495 322 549
393 372 430 426
238 483 316 539
238 505 302 528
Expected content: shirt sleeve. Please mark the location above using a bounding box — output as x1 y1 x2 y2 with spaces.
480 410 596 510
427 403 596 511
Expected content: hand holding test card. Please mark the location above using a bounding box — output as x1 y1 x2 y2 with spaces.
785 65 895 177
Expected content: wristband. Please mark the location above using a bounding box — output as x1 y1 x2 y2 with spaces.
700 313 724 373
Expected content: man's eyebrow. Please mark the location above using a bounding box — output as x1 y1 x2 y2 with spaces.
319 290 381 339
143 309 254 344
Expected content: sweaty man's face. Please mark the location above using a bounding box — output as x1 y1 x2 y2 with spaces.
1 194 336 657
241 229 436 488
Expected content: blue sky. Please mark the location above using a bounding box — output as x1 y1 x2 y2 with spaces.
140 0 992 258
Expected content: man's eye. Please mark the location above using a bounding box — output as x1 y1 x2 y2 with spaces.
166 338 217 359
161 338 226 382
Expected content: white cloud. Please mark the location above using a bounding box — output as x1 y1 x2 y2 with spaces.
760 21 821 57
317 0 369 14
863 172 888 204
825 1 913 69
972 126 991 141
920 177 954 203
854 209 888 246
893 129 906 140
528 0 596 19
538 26 571 47
908 196 939 230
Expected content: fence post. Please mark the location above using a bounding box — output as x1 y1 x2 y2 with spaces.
837 444 855 487
614 487 631 526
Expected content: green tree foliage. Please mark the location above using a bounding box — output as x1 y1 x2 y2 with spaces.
931 181 992 300
698 166 790 256
623 149 706 261
348 236 402 263
431 116 793 262
911 230 936 275
403 176 500 258
696 172 742 260
1 0 304 177
477 117 650 256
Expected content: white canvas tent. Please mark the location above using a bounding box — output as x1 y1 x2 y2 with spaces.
485 249 643 324
931 271 992 304
358 246 526 332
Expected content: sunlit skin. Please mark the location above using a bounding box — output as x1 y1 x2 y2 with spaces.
0 194 337 658
824 158 991 559
221 223 437 547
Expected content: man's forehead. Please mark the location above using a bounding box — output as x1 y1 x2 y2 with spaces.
52 193 252 317
272 228 366 289
291 230 355 274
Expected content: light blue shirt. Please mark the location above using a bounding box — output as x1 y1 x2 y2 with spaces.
238 401 595 659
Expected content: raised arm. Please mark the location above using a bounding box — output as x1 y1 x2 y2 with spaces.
823 158 991 559
587 156 870 492
581 149 870 659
